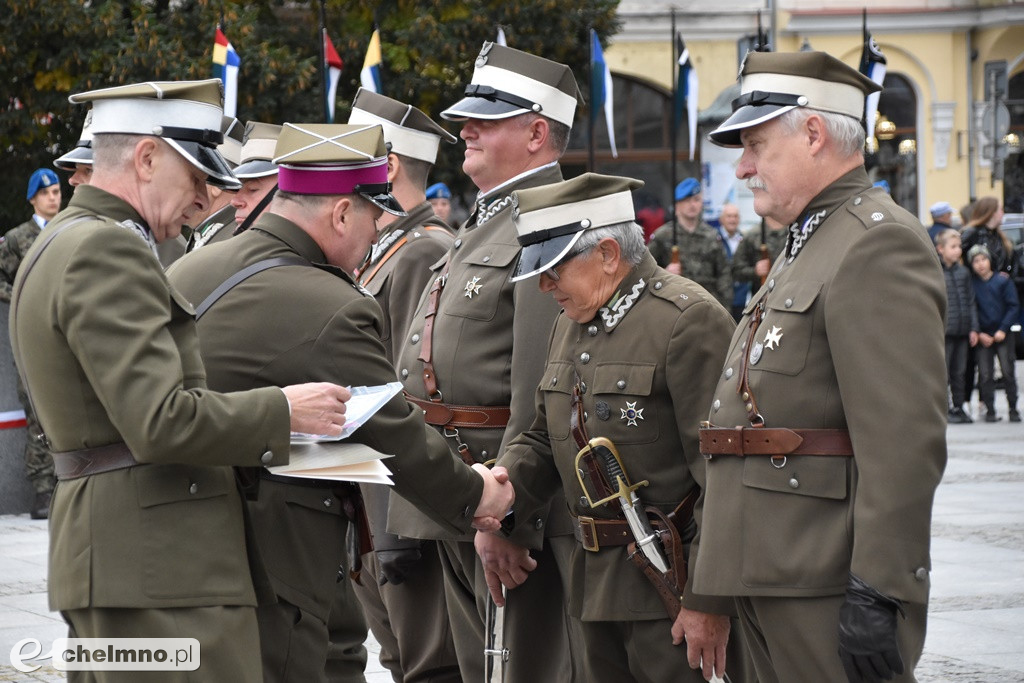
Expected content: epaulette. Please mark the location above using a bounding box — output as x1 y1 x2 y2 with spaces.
844 191 897 230
648 274 708 313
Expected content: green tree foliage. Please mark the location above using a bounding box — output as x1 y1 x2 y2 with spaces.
1 0 619 230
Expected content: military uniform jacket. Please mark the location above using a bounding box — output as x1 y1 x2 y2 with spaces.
168 213 485 547
501 253 736 621
186 204 237 253
360 201 454 363
731 225 789 288
692 169 947 606
0 218 43 302
389 163 568 547
9 185 291 611
648 220 732 309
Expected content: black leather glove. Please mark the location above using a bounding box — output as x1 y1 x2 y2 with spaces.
376 547 422 586
838 574 906 683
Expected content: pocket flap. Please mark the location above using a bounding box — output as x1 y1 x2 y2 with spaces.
463 244 520 268
136 465 230 508
168 285 196 316
741 456 848 500
593 363 656 396
541 360 575 395
765 281 823 314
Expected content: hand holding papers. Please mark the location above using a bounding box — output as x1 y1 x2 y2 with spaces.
273 383 403 485
281 382 353 436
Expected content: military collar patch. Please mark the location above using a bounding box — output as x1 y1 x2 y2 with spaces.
786 209 827 261
116 218 158 258
599 277 645 331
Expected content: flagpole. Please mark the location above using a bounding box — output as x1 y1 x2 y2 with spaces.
319 0 329 122
670 8 678 247
588 27 596 173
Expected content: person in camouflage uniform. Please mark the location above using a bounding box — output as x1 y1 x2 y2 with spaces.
1 168 62 518
731 217 789 296
648 177 732 308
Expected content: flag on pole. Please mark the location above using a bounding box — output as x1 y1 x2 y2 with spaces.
496 26 507 46
859 14 887 145
324 30 343 123
361 29 383 94
589 29 617 158
674 33 698 161
213 26 241 117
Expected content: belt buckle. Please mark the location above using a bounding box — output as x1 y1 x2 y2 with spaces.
578 516 600 552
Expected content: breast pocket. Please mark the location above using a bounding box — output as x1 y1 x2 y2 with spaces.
540 360 575 441
592 362 658 445
753 281 822 377
445 244 520 322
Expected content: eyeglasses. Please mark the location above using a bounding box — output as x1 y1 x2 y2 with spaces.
543 247 589 281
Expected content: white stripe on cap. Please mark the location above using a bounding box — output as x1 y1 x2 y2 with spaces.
240 137 278 163
89 98 222 137
743 72 864 120
514 189 635 240
473 64 577 127
348 108 441 163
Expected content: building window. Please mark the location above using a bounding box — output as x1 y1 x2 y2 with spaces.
866 73 918 216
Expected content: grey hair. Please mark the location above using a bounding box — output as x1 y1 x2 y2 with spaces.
91 133 146 168
777 107 865 158
572 221 646 266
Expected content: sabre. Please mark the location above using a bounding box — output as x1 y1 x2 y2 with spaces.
590 438 670 574
483 587 508 683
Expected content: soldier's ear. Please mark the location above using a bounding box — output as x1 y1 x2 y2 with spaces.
525 116 549 154
597 237 621 273
133 138 160 182
386 153 400 183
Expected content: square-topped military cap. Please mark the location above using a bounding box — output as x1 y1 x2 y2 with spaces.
510 173 643 282
234 122 283 179
54 109 94 171
441 42 582 128
274 123 405 215
348 88 456 164
218 116 245 169
709 51 881 147
68 79 239 189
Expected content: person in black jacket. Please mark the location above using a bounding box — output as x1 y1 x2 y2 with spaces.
936 229 978 423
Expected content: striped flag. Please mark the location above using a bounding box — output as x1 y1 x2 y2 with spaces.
324 30 343 123
589 29 617 158
674 33 698 161
213 26 241 117
0 409 27 430
361 29 382 94
859 15 887 145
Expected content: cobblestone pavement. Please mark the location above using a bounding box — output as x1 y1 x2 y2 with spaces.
1 387 1022 681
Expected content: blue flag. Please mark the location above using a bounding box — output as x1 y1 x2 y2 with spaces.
674 33 698 161
590 29 617 158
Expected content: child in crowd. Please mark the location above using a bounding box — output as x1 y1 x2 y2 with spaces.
968 244 1021 422
937 229 978 423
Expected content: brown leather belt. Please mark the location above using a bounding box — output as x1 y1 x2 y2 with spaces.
698 425 853 457
572 515 635 551
405 394 511 429
53 442 140 480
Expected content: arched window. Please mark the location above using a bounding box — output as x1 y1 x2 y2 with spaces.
562 73 701 228
866 73 918 215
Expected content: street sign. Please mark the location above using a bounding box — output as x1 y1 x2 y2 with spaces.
984 60 1008 102
981 103 1011 140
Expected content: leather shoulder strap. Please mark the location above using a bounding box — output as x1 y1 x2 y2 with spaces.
195 256 308 320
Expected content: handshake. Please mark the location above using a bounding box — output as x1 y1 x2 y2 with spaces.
469 464 515 533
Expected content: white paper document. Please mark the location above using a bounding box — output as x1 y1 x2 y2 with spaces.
269 440 394 485
290 382 403 442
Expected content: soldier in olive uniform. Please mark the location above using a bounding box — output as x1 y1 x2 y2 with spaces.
485 173 753 682
1 168 62 518
647 177 732 308
169 123 515 683
9 80 355 682
183 115 243 253
346 89 462 682
388 43 582 682
694 52 947 683
731 217 788 293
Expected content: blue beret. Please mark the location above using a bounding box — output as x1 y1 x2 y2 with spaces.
674 177 701 201
426 182 452 200
27 168 60 201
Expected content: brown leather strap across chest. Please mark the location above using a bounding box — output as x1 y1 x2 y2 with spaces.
53 442 140 480
417 261 450 399
699 425 853 457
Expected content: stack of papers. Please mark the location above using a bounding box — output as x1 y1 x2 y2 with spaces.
272 382 402 485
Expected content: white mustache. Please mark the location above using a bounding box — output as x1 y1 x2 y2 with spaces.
746 177 766 191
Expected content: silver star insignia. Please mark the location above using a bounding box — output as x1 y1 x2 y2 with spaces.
620 401 644 427
464 276 482 298
763 325 783 350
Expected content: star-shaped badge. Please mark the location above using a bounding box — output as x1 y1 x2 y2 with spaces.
763 325 783 351
464 276 482 298
620 401 644 427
